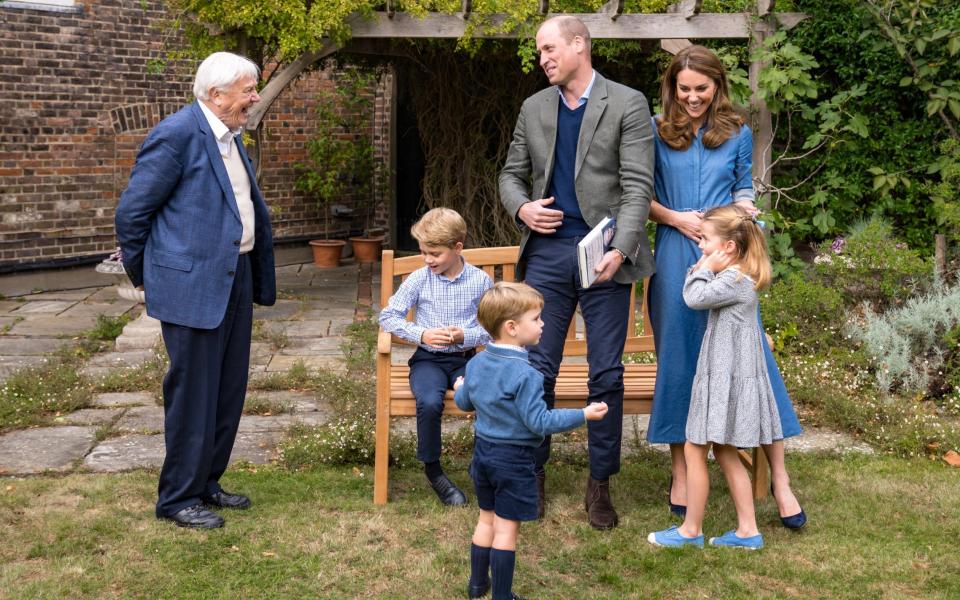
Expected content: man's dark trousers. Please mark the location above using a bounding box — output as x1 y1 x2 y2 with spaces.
523 235 630 480
156 253 253 518
408 348 472 463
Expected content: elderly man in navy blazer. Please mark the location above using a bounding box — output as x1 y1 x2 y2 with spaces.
116 52 276 529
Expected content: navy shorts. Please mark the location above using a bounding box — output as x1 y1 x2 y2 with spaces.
470 437 539 522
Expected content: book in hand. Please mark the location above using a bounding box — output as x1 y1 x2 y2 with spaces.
577 216 617 289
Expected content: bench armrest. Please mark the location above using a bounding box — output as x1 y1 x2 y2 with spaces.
377 329 393 355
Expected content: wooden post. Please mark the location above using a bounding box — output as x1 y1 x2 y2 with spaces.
374 250 396 505
935 234 947 280
749 0 775 212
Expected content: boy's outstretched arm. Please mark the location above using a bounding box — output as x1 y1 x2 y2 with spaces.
517 372 586 436
454 376 474 413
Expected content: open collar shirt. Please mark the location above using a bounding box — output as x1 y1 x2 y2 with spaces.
378 259 493 352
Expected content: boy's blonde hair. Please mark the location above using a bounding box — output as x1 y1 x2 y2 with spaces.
410 208 467 248
701 204 772 290
478 282 544 338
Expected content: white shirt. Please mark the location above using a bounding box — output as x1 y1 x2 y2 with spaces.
198 100 242 157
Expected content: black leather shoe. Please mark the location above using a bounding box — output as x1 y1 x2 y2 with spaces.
202 490 252 510
429 474 468 506
162 504 224 529
468 581 490 599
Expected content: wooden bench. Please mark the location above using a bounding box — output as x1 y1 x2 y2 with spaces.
374 246 769 504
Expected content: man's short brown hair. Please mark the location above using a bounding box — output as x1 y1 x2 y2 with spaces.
477 282 544 338
410 208 467 248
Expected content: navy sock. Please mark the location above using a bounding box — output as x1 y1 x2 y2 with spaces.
424 461 444 482
469 543 491 589
490 548 516 600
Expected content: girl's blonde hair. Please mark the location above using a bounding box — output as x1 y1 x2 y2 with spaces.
701 204 771 290
656 45 744 151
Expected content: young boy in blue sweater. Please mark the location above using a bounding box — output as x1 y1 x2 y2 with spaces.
453 282 608 600
379 208 493 506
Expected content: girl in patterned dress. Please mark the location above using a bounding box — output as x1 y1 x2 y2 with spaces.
648 204 780 550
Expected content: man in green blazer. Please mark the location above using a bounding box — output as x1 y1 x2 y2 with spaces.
499 15 655 530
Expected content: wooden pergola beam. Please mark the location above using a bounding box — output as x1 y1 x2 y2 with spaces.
346 12 807 40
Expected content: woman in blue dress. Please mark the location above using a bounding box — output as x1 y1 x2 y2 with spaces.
645 45 806 529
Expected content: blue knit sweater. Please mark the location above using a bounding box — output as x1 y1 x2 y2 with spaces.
454 344 585 447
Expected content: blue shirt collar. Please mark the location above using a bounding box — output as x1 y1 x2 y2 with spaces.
557 70 596 109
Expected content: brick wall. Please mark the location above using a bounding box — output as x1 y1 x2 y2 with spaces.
0 0 390 270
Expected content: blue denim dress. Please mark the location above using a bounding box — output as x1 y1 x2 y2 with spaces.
645 118 802 444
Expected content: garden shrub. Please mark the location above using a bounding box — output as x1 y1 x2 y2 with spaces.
760 273 846 354
779 350 960 458
847 279 960 395
813 216 931 309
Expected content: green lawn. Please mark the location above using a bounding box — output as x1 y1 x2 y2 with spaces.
2 450 958 599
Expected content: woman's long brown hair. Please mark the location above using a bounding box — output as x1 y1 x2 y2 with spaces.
656 45 744 151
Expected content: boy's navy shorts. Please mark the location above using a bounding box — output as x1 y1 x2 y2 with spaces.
470 436 539 522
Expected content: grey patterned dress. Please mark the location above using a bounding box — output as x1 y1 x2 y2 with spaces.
682 267 783 447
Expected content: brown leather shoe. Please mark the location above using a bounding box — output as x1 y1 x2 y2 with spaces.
535 469 546 520
585 476 619 530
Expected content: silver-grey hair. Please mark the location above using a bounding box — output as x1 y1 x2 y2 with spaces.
192 52 260 101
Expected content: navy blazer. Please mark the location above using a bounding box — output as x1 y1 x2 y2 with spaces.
115 102 276 329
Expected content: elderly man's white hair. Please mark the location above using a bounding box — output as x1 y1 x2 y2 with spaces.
193 52 260 101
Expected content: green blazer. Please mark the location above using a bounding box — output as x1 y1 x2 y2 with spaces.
499 71 656 284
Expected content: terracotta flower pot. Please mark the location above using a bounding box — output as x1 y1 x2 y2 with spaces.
309 239 346 268
349 235 385 263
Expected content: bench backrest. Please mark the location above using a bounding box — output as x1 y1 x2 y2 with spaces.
379 246 654 354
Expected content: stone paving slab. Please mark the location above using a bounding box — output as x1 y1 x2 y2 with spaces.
115 406 165 433
11 300 76 314
266 354 344 372
58 408 125 426
266 320 338 339
85 349 156 368
249 342 274 366
0 337 71 355
238 415 294 432
0 301 24 314
280 337 344 355
785 429 875 454
91 392 155 407
87 286 129 302
244 390 308 411
84 434 164 472
85 431 287 471
0 355 52 378
58 301 139 319
8 315 96 336
0 426 98 475
253 300 306 320
298 308 358 321
18 288 99 302
230 431 285 465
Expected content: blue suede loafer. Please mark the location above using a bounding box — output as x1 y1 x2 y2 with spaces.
709 529 764 550
647 525 704 548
